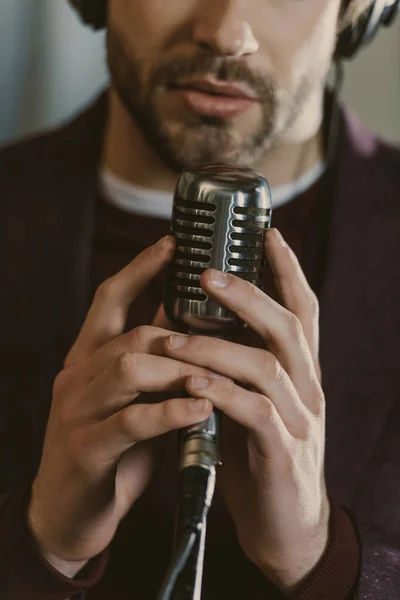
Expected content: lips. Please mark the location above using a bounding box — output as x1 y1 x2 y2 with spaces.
169 78 259 118
170 78 257 100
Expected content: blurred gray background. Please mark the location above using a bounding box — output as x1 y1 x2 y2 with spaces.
0 0 399 146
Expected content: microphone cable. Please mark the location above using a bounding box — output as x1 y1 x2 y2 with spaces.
158 529 198 600
157 464 217 600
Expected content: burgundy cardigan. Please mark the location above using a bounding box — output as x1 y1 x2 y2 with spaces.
0 92 399 600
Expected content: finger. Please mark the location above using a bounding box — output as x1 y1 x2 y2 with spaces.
199 269 320 411
91 395 213 465
81 352 220 419
65 236 175 366
185 376 290 456
83 325 174 383
265 229 320 379
165 334 308 429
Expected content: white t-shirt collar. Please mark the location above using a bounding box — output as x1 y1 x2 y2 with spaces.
100 161 326 220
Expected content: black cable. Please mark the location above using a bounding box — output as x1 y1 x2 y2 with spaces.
157 460 216 599
157 529 198 600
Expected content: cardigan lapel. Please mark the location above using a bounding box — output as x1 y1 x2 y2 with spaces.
318 107 400 504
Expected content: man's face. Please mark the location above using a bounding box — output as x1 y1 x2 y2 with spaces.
107 0 342 173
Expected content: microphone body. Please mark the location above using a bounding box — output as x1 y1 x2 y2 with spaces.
161 164 272 600
165 163 272 471
165 163 272 334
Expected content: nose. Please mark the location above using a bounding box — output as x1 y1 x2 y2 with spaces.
192 0 260 58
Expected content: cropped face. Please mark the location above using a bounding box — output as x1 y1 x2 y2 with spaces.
107 0 342 172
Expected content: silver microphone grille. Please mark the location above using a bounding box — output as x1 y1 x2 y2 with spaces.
164 164 272 333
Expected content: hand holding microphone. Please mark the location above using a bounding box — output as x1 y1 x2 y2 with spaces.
160 164 329 596
163 245 330 593
27 238 216 578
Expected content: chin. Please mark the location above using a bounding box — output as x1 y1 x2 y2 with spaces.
161 122 266 168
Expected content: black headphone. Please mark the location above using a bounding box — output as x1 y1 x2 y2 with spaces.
336 0 399 59
71 0 399 60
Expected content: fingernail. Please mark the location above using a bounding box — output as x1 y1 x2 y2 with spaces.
156 235 172 249
190 398 210 413
210 269 230 289
191 376 210 389
169 335 188 349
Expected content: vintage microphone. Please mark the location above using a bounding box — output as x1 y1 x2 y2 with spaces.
158 164 272 600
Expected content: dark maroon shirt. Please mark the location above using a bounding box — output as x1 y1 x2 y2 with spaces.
0 91 399 599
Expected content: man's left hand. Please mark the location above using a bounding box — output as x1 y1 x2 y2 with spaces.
164 228 330 594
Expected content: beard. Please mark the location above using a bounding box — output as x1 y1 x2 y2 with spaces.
106 28 314 174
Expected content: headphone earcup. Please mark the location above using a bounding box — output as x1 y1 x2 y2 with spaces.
335 3 376 60
335 0 400 61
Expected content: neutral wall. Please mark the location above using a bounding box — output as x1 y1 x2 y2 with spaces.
0 0 107 144
0 0 399 145
342 18 400 142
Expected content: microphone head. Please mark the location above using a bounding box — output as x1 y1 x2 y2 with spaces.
164 164 272 334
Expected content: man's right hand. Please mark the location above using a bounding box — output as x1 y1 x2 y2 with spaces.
27 235 214 577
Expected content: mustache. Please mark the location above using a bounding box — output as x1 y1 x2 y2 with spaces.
149 53 276 103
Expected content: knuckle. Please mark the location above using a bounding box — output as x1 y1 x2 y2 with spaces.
132 325 152 349
313 386 326 417
256 394 273 421
63 351 76 370
52 369 81 409
95 278 117 303
179 362 197 381
160 400 176 426
223 377 236 396
157 400 182 432
64 344 84 369
214 376 235 396
298 414 314 440
285 313 303 339
258 352 282 381
308 292 319 316
119 408 136 438
114 352 138 383
53 370 69 398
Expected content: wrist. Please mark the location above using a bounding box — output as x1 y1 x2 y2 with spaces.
27 501 89 579
259 504 331 594
37 548 89 579
259 544 327 596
